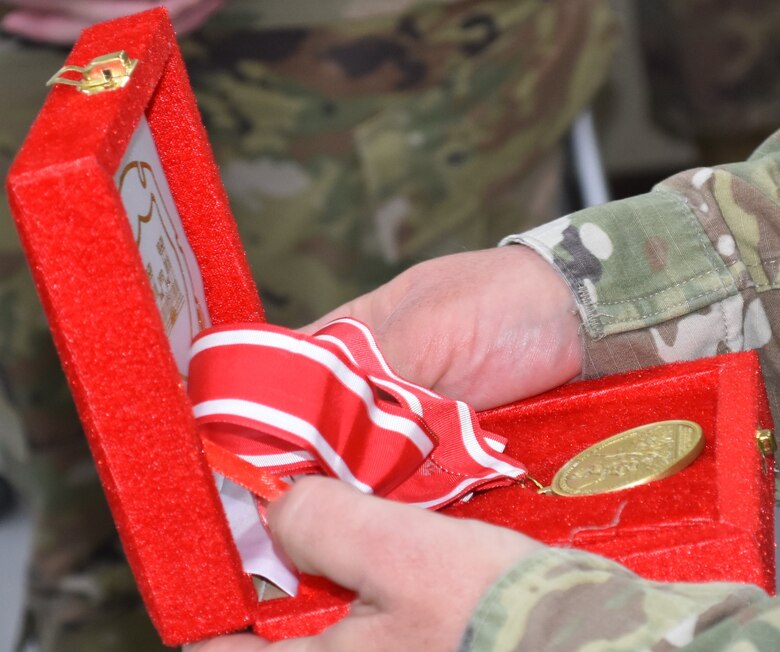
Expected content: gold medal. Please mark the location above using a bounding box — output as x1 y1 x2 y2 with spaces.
536 420 704 497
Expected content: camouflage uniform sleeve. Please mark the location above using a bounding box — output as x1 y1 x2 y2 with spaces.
459 547 778 651
501 129 780 416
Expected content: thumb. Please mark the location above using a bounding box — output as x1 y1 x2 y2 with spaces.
266 477 396 599
265 477 540 608
297 298 362 335
184 633 270 651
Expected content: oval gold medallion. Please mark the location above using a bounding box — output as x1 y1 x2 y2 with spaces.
549 420 704 497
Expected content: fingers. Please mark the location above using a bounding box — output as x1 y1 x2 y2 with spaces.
184 633 271 651
184 617 382 652
188 477 541 652
261 616 382 652
267 476 478 603
266 477 394 599
298 267 409 334
266 477 539 605
297 298 360 335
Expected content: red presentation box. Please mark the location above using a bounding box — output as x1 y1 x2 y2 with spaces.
6 8 775 647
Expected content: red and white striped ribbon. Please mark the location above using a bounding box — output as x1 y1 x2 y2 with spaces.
188 318 526 510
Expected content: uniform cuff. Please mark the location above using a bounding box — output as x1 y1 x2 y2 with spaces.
501 189 737 340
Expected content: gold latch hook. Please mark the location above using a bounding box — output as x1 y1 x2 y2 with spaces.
46 51 138 95
756 428 776 474
756 428 776 456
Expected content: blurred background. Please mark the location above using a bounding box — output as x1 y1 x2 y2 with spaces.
1 0 779 650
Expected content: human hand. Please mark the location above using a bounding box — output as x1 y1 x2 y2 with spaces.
185 476 542 652
1 0 225 44
302 246 582 410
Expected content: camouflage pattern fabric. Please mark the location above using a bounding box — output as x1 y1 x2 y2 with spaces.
637 0 780 163
186 0 618 325
637 0 780 140
508 128 780 419
461 547 777 651
0 1 616 649
491 129 780 649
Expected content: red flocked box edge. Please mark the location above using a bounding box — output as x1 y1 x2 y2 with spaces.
6 8 264 646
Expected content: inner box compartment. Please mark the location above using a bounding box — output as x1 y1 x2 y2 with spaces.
252 352 775 639
457 352 774 588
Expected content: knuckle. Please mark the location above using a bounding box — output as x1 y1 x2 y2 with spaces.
268 476 331 540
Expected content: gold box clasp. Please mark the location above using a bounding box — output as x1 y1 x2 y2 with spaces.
47 51 138 95
756 428 776 474
756 428 776 457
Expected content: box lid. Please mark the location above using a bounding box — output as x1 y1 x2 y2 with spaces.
7 8 264 645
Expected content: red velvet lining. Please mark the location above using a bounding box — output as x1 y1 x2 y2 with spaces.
463 352 775 590
250 352 775 641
